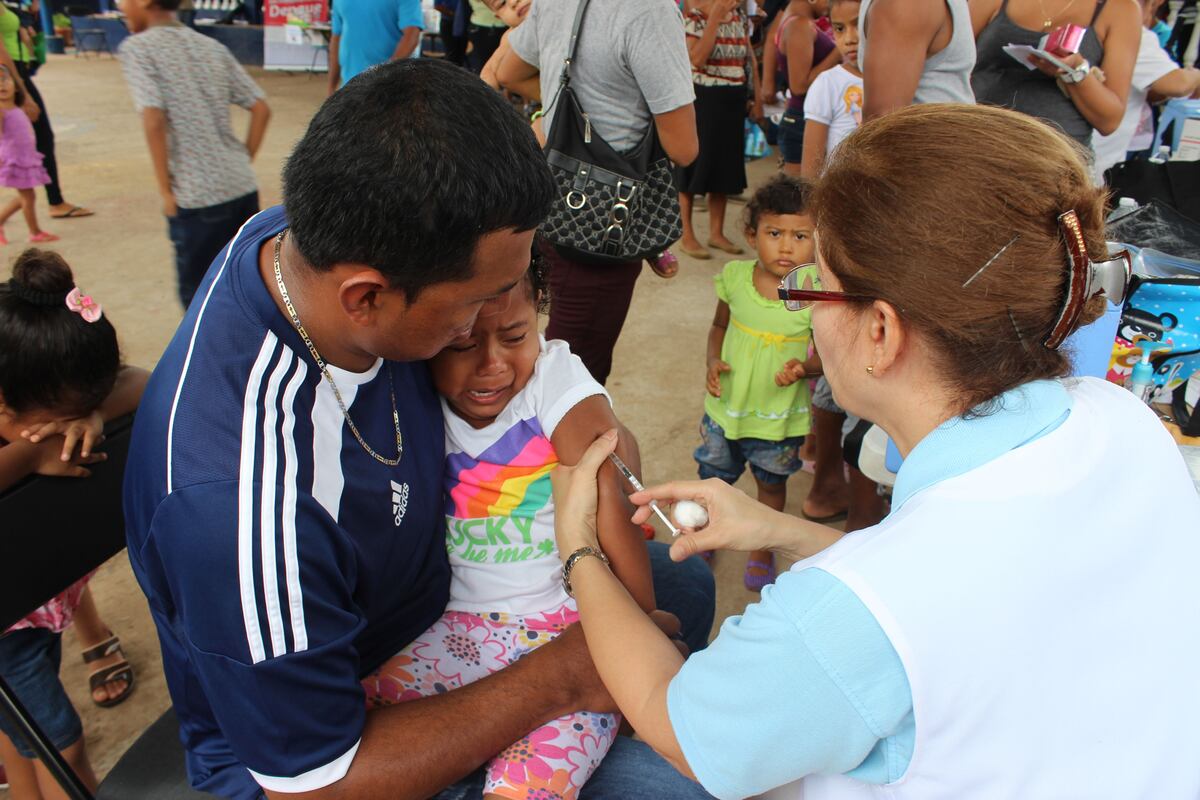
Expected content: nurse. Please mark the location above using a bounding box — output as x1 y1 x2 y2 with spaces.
550 103 1200 799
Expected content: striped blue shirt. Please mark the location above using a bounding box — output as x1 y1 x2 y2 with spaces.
124 206 449 798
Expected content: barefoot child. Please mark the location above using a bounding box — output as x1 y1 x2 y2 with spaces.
0 66 56 245
362 258 654 800
699 174 821 591
0 249 147 800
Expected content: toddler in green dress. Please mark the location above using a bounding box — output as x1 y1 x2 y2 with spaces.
698 175 822 591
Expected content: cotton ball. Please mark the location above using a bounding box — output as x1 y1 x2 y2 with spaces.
672 500 709 529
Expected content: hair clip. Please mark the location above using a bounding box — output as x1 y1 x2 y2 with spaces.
65 286 102 323
1043 210 1131 350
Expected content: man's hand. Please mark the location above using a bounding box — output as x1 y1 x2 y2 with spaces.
775 359 806 387
22 411 105 461
162 191 178 218
540 623 618 713
706 358 731 397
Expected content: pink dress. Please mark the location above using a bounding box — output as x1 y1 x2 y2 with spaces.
0 106 49 190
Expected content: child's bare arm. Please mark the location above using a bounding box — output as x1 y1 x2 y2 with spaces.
552 397 655 612
707 301 731 397
141 108 175 217
0 437 108 491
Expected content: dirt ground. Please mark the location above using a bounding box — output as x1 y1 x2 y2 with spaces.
1 53 840 793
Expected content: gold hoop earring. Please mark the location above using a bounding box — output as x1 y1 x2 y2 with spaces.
865 365 875 375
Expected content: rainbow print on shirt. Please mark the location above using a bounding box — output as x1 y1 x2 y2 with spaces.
445 418 558 521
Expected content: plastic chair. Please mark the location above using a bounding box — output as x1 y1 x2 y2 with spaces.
0 415 206 800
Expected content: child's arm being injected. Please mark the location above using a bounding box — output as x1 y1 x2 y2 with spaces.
706 300 731 398
551 397 655 613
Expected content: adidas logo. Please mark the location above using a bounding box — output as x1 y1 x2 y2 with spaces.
390 480 410 527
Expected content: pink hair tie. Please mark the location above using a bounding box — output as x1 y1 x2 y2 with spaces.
65 286 102 323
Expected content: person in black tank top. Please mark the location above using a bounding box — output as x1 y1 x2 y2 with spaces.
969 0 1141 148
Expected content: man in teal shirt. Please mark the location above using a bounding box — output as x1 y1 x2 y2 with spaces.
328 0 424 93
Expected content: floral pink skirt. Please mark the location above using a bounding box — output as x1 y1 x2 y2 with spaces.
362 603 618 800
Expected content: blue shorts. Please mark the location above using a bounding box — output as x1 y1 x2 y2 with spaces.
777 111 805 165
694 415 804 486
0 627 83 758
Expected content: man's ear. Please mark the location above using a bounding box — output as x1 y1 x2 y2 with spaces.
337 269 394 326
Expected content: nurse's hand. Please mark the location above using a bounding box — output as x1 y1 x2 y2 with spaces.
551 429 619 561
630 479 844 563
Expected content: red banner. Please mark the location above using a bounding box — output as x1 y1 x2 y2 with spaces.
264 0 328 26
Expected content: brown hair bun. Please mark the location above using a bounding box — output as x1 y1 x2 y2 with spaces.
813 103 1107 414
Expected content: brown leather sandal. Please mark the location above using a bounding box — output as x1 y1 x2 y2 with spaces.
82 634 135 708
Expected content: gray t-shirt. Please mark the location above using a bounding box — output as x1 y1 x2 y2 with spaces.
508 0 694 154
118 25 264 209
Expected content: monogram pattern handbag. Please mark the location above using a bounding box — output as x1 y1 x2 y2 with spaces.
539 0 683 266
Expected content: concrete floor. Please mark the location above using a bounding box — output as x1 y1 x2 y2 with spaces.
2 53 840 793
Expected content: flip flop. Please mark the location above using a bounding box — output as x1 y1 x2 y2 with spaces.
29 231 59 243
50 205 94 219
743 558 777 592
82 634 135 708
649 250 680 278
678 243 712 260
707 239 745 255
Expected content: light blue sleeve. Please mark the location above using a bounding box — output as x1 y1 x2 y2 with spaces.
667 568 914 800
397 0 425 30
331 3 342 35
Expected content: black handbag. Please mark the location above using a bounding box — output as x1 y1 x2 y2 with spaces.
1104 158 1200 224
539 0 683 266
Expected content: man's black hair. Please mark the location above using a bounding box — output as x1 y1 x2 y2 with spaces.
283 59 556 301
154 0 184 10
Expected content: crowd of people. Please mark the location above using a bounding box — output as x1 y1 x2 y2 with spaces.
1 0 1199 798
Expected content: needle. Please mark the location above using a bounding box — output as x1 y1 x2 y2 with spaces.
608 453 681 537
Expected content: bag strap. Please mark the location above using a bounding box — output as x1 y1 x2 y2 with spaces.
558 0 592 89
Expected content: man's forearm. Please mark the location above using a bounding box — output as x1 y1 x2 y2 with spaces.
141 109 174 199
269 633 592 800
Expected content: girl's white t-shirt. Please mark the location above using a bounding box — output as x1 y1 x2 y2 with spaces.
803 65 865 157
441 337 609 615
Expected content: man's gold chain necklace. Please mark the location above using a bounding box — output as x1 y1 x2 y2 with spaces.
273 231 403 466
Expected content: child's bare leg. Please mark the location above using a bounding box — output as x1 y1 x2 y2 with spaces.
18 189 40 236
746 477 786 585
73 587 129 704
845 467 886 533
1 733 45 800
32 737 98 799
0 195 22 226
803 406 850 519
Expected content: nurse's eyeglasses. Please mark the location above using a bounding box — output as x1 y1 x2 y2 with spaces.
776 265 874 312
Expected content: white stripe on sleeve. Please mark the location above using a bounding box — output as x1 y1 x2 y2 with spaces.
248 739 361 794
238 332 278 665
258 348 294 659
279 357 309 653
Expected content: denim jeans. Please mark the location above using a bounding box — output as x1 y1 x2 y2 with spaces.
166 191 259 308
431 541 716 799
0 627 83 758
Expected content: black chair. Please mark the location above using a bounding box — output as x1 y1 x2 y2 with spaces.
0 415 207 799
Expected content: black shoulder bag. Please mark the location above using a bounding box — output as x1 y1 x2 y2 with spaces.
539 0 683 266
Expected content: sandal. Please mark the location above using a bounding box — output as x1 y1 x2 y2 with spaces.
649 250 680 278
29 231 59 243
50 205 94 219
82 634 135 708
800 508 848 524
743 557 777 592
678 242 712 260
706 238 745 255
